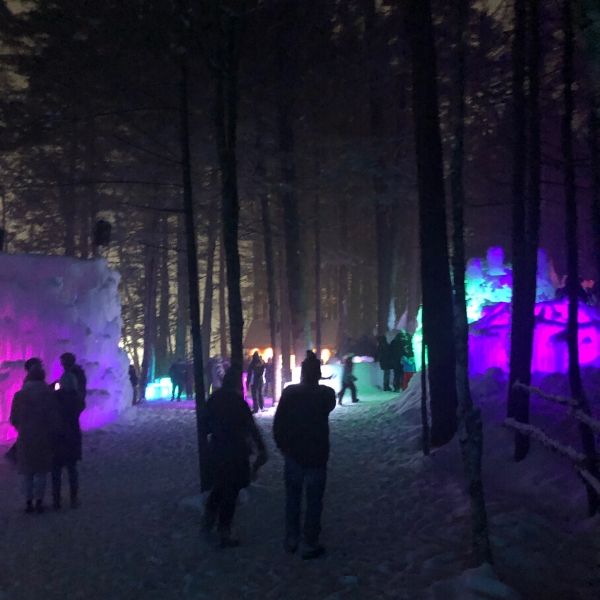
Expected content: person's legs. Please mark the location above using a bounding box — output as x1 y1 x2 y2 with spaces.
217 482 241 546
257 384 264 410
350 381 358 402
383 369 391 391
337 384 347 405
176 380 183 400
393 368 403 392
303 466 327 557
66 462 79 507
203 486 221 533
402 372 414 390
51 463 62 508
33 473 47 512
284 456 304 551
170 378 176 401
251 385 259 413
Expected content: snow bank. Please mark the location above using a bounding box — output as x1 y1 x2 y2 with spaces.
0 253 131 440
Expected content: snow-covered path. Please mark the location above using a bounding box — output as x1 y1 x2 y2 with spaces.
0 388 598 599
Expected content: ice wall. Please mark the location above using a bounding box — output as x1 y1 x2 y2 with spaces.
469 299 600 375
0 254 131 441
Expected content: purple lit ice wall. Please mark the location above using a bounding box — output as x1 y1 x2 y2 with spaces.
0 254 131 441
469 299 600 375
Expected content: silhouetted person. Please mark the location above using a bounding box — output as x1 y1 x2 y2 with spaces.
60 352 87 404
264 357 274 398
203 367 267 548
169 358 187 401
401 332 416 391
389 332 406 392
376 335 393 391
247 351 266 413
5 357 43 464
52 358 86 509
129 364 139 405
337 355 358 405
274 355 336 559
10 364 61 514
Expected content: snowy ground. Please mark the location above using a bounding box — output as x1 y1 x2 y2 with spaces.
0 379 599 599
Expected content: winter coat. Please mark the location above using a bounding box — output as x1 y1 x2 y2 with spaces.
10 381 61 475
273 383 336 468
377 337 394 370
247 357 265 387
206 388 266 490
53 387 85 465
389 333 406 369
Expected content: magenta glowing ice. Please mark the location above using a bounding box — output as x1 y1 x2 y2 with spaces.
469 299 600 375
0 254 132 441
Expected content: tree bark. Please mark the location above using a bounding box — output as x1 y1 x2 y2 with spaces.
175 213 189 359
407 0 457 447
218 233 228 358
201 197 219 374
450 0 492 565
507 0 541 462
562 0 599 515
180 61 209 490
214 11 244 372
156 215 171 375
591 99 600 284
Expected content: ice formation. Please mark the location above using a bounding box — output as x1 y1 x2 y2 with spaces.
0 253 131 440
469 299 600 375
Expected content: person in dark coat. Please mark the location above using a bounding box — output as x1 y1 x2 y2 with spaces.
129 364 139 405
169 359 187 401
5 357 44 464
274 353 336 559
51 359 86 509
246 351 266 413
10 364 61 513
389 332 406 392
376 335 394 391
337 355 359 405
203 367 267 548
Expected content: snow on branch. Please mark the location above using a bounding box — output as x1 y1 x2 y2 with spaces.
513 381 600 434
575 466 600 497
503 418 586 464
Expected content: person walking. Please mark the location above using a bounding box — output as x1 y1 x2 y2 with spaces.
51 359 86 510
9 363 61 514
376 335 394 391
246 351 266 413
337 355 359 405
273 353 336 559
203 367 267 548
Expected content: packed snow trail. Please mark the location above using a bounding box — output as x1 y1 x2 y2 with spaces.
0 387 598 599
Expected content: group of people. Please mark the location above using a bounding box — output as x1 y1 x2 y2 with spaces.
204 351 335 559
7 353 86 513
376 330 415 393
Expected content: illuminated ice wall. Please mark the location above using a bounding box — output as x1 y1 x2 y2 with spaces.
469 299 600 375
0 254 132 441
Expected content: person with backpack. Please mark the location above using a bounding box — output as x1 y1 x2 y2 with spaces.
52 353 87 509
337 355 359 406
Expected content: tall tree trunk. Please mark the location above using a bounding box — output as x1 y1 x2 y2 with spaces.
180 61 209 490
450 0 492 565
507 0 541 461
315 191 322 358
562 0 599 515
140 214 160 400
218 233 228 358
407 0 457 447
175 214 189 359
201 198 219 373
256 126 279 397
279 246 292 383
591 99 600 283
365 0 394 336
215 12 244 372
156 215 171 374
337 196 349 353
277 7 308 358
